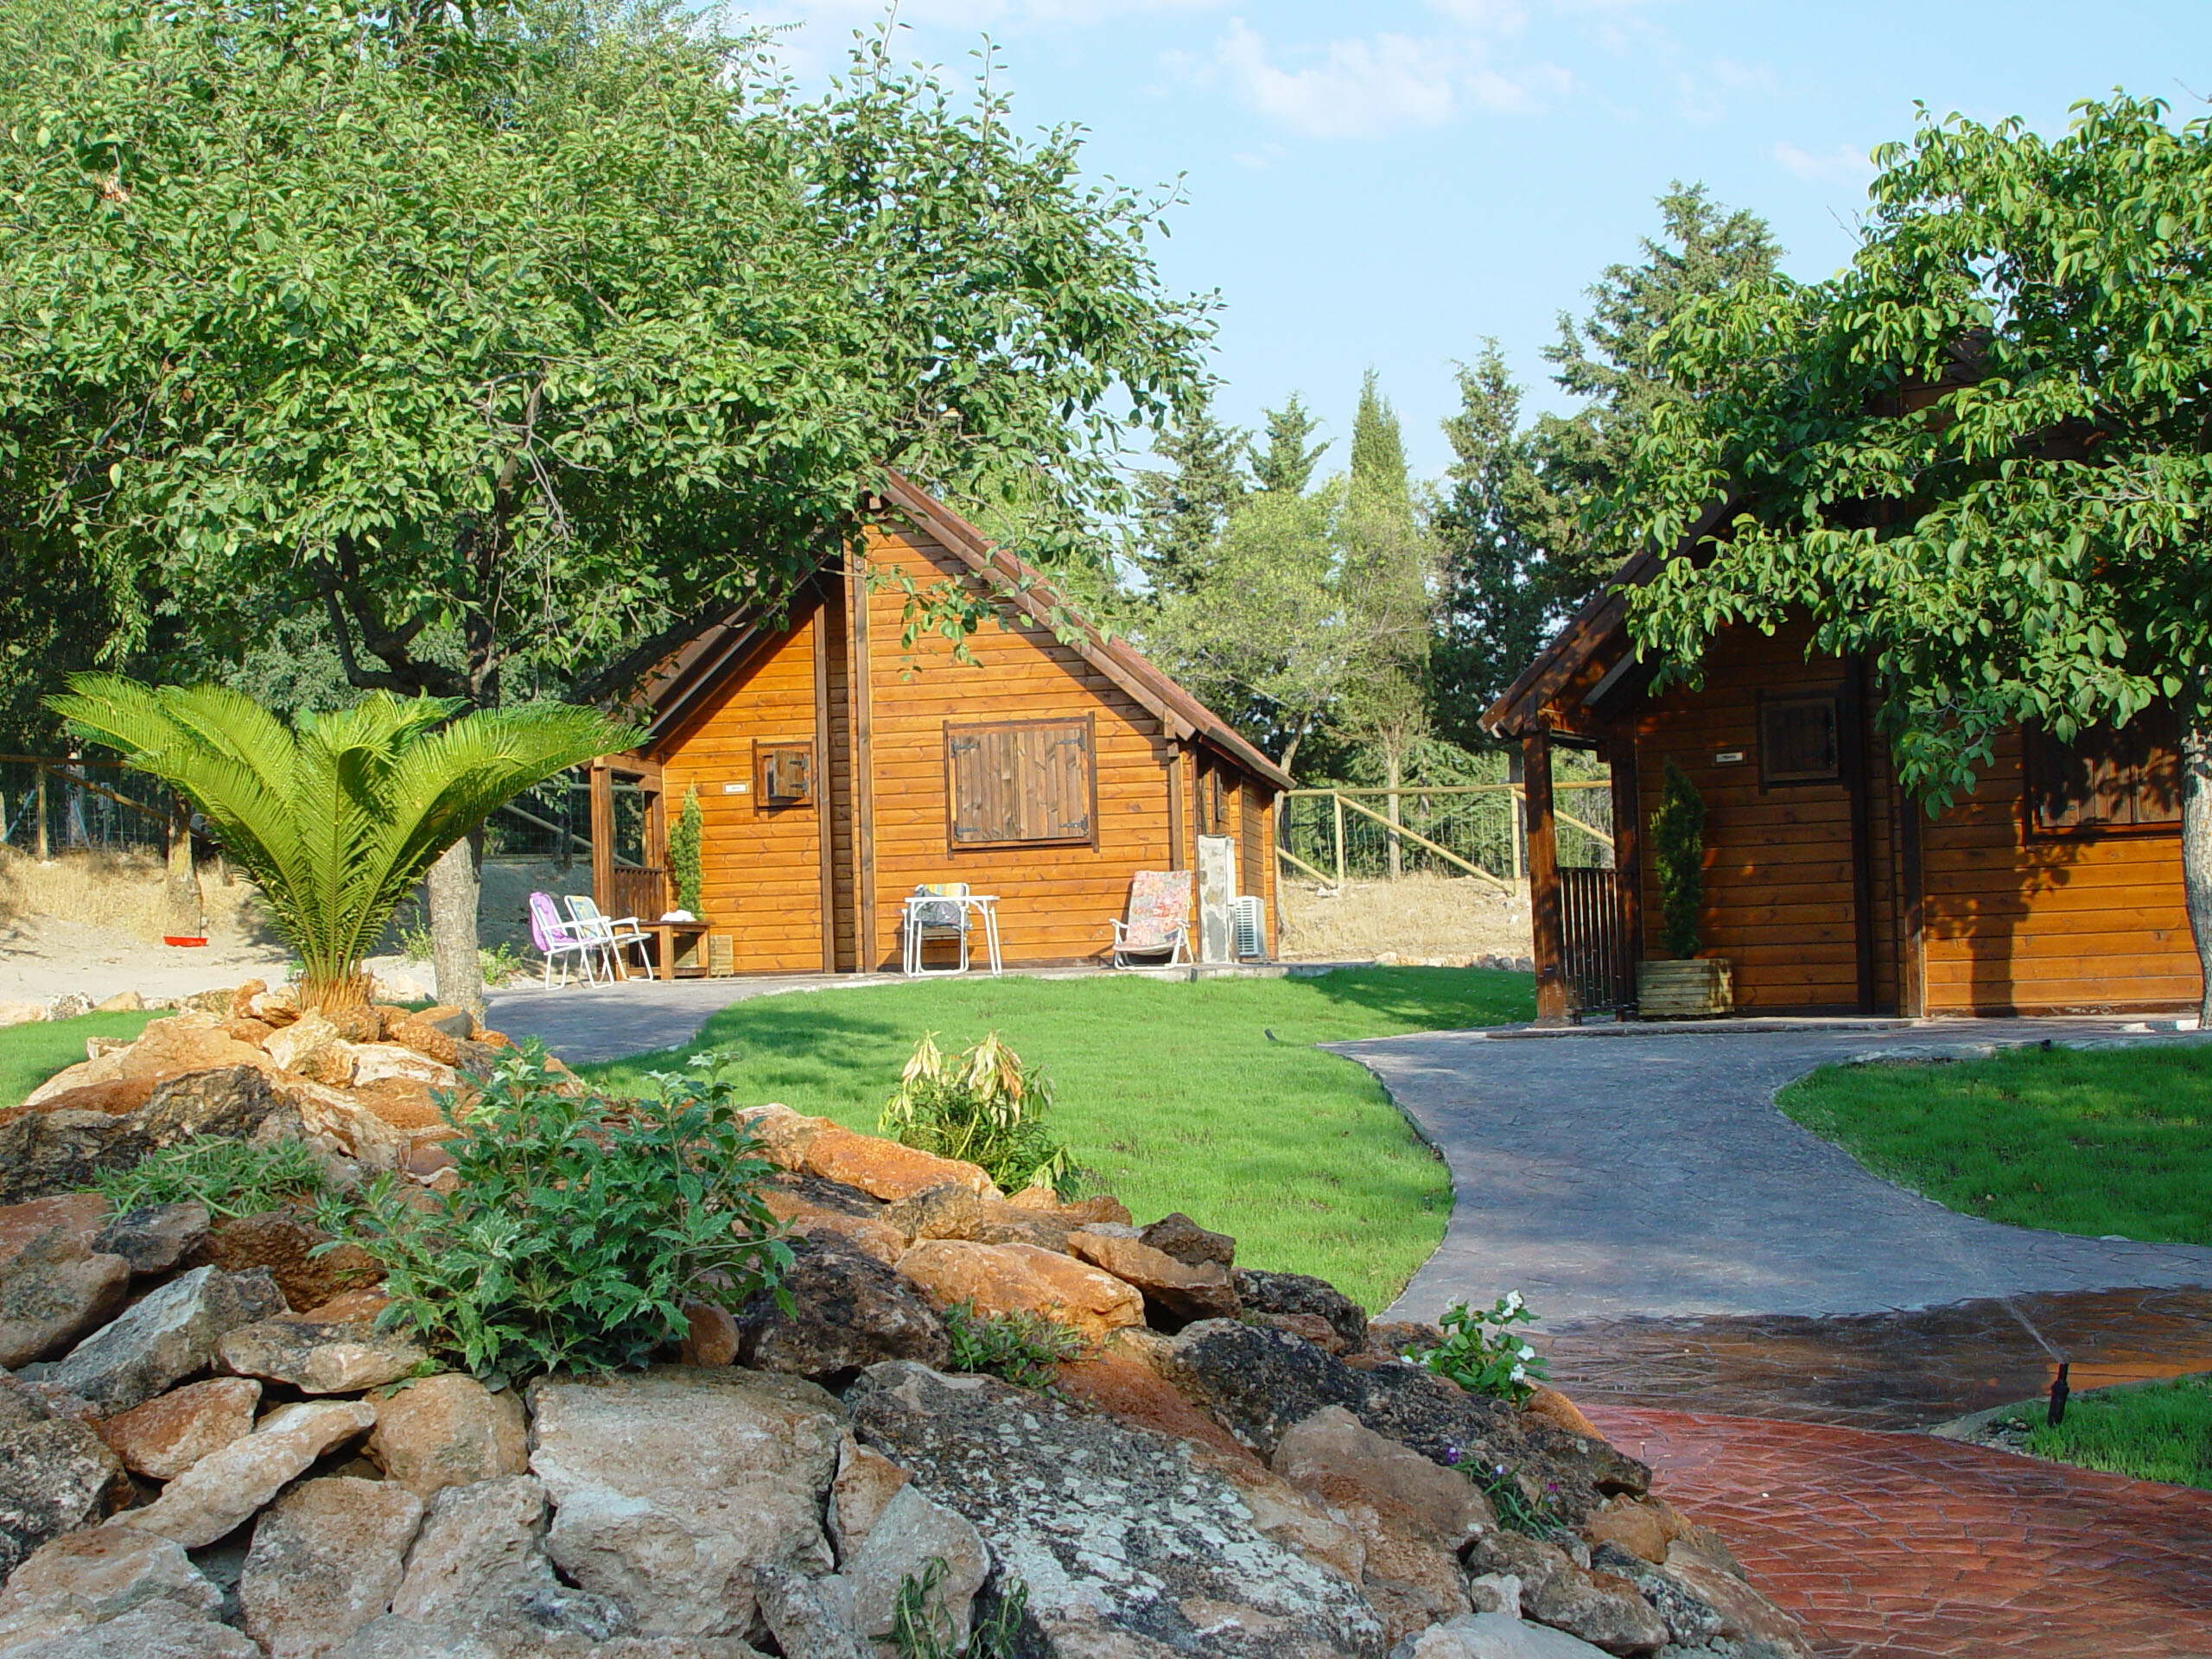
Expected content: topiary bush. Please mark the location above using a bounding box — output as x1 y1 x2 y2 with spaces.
329 1046 790 1384
1651 760 1707 958
879 1032 1079 1197
670 785 705 914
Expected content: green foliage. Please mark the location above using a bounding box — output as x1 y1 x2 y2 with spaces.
1132 394 1249 600
1248 395 1331 497
2016 1372 2212 1490
941 1300 1085 1391
48 677 626 1010
0 0 1209 711
891 1559 1032 1659
331 1047 791 1385
1651 762 1706 958
1336 373 1438 793
1618 97 2212 812
1778 1045 2212 1246
92 1136 331 1222
670 786 705 915
1414 1292 1548 1404
880 1033 1077 1198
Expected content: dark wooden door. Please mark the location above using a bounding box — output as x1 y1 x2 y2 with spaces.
1558 866 1633 1014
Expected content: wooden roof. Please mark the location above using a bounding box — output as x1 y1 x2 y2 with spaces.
635 474 1297 793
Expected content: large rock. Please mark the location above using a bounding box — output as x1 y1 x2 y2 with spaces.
880 1184 1072 1252
803 1127 1001 1204
752 1565 864 1659
365 1375 527 1499
1391 1614 1611 1658
0 1196 130 1368
1067 1230 1238 1328
0 1599 259 1657
217 1316 429 1395
240 1477 425 1659
0 1067 301 1206
1141 1212 1236 1269
837 1480 988 1654
26 1267 285 1415
1461 1535 1666 1657
760 1178 906 1268
0 1525 220 1649
21 1014 275 1112
1233 1270 1367 1352
116 1399 378 1550
96 1377 263 1480
0 1382 127 1580
191 1212 380 1312
895 1238 1144 1340
526 1367 843 1637
93 1204 212 1277
847 1361 1386 1658
738 1236 949 1381
1589 1543 1811 1658
385 1474 624 1647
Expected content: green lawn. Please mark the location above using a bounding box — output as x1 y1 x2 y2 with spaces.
1778 1044 2212 1244
582 967 1532 1309
0 1009 161 1110
2005 1372 2212 1490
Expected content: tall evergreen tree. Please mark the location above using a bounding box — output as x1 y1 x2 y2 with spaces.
1130 395 1247 597
1248 394 1331 496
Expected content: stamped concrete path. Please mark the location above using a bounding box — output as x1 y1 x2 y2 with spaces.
1338 1019 2212 1659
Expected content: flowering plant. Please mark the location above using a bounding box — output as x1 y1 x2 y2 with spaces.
1412 1291 1548 1404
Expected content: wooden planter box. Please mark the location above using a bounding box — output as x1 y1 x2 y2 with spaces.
1637 957 1734 1019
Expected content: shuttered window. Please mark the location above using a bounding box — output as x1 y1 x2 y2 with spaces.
1759 694 1842 785
945 717 1096 847
2028 706 2182 834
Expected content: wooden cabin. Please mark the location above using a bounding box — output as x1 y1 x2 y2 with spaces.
582 474 1292 976
1487 535 2198 1024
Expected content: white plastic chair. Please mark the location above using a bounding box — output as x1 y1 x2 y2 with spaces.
529 892 603 987
902 883 971 976
567 893 654 980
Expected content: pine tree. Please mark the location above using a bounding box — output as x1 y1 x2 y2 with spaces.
1248 394 1331 496
1130 396 1248 597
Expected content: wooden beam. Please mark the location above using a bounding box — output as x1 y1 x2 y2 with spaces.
845 551 878 971
1166 747 1186 871
1608 727 1643 995
588 760 616 913
812 601 837 976
1897 756 1927 1019
1846 655 1878 1015
1523 728 1569 1026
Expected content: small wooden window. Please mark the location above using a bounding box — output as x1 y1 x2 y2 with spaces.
755 741 814 806
2028 706 2181 834
945 716 1096 848
1759 695 1843 785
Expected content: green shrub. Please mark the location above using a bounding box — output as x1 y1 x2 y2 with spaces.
892 1560 1031 1659
941 1300 1084 1390
880 1033 1077 1197
329 1046 790 1384
1414 1291 1548 1404
92 1136 333 1220
671 785 705 914
1651 760 1707 958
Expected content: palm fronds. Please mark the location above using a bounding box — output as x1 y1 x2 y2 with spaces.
48 675 633 1011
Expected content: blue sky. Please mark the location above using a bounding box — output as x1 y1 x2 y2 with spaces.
747 0 2208 479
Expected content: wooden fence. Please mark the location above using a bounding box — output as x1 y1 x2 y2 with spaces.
1276 781 1615 892
0 755 177 859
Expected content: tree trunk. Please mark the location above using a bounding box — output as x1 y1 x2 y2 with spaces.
428 834 486 1019
164 803 201 938
2185 718 2212 1029
1385 749 1404 880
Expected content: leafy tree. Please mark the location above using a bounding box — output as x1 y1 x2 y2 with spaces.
1618 95 2212 1019
48 677 627 1014
1130 393 1247 598
1249 394 1331 496
0 0 1208 1001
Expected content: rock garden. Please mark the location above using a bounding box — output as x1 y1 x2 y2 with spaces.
0 979 1811 1659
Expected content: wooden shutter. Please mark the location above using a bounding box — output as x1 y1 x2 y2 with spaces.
2031 706 2181 832
945 718 1095 846
1758 695 1842 785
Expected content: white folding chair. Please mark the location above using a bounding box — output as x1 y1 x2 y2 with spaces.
902 883 971 976
529 892 603 987
567 893 655 980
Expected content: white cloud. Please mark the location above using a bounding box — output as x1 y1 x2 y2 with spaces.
1208 16 1571 140
1773 139 1878 190
1675 56 1776 125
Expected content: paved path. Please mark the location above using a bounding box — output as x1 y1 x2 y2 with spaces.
1591 1405 2212 1659
1335 1020 2212 1325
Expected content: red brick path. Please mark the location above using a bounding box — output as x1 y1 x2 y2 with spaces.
1588 1406 2212 1659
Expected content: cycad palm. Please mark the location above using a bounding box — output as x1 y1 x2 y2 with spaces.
49 676 632 1013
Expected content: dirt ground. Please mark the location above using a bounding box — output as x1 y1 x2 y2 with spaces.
1277 872 1534 966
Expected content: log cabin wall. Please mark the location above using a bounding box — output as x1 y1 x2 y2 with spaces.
1917 728 2197 1014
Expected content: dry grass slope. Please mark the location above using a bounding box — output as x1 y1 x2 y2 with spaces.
0 847 266 941
1278 872 1533 966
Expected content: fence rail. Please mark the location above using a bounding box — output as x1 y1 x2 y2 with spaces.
1277 781 1614 890
0 755 177 860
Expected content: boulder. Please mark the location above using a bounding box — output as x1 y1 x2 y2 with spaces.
279 1080 414 1170
1524 1388 1604 1445
42 994 93 1022
0 1002 46 1031
0 1599 259 1657
677 1303 741 1369
1578 1500 1671 1567
343 1046 461 1094
0 1381 127 1579
738 1237 950 1381
760 1180 906 1268
22 1014 275 1112
115 1399 378 1550
25 1266 285 1415
1590 1543 1811 1658
1052 1353 1262 1470
847 1361 1385 1658
96 1377 263 1480
192 1212 380 1313
826 1436 911 1560
880 1184 1072 1251
1257 1313 1357 1355
365 1375 528 1499
1462 1535 1666 1658
751 1564 864 1659
386 1474 623 1646
239 1477 425 1659
264 1017 353 1088
734 1105 832 1169
1066 1230 1239 1328
0 1111 143 1209
94 992 147 1014
1141 1211 1236 1268
217 1315 430 1395
93 1203 212 1277
1164 1320 1365 1455
836 1481 988 1655
0 1195 131 1368
894 1238 1143 1341
0 1065 304 1208
799 1127 1000 1203
1390 1614 1611 1658
0 1525 220 1649
526 1367 843 1637
1234 1269 1368 1352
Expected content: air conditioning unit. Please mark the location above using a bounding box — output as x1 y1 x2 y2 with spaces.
1230 895 1266 961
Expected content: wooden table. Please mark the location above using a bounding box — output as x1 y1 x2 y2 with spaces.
617 919 711 980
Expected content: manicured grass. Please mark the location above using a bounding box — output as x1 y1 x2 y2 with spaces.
0 1010 161 1110
2007 1372 2212 1490
1778 1044 2212 1244
582 967 1532 1310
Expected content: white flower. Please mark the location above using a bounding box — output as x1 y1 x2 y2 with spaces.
1503 1291 1524 1311
1517 1344 1535 1361
1510 1364 1527 1382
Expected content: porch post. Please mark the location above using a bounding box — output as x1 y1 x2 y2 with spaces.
1608 727 1643 1004
1523 726 1570 1027
588 759 615 913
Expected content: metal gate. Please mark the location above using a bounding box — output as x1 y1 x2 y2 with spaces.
1558 867 1633 1014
